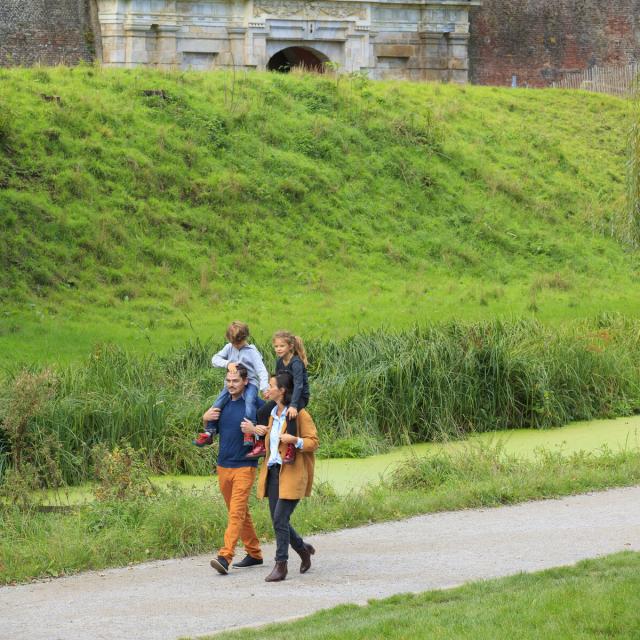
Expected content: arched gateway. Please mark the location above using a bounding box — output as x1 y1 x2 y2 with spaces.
96 1 481 83
267 47 328 73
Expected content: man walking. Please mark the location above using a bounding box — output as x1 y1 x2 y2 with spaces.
202 363 264 574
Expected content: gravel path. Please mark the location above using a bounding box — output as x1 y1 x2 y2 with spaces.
2 486 640 640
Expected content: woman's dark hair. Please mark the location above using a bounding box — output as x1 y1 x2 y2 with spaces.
275 372 294 406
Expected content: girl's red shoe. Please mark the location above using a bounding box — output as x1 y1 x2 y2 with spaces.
282 443 296 464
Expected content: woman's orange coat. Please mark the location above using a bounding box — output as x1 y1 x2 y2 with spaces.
256 409 319 500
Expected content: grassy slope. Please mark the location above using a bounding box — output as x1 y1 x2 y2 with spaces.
206 552 640 640
0 66 637 364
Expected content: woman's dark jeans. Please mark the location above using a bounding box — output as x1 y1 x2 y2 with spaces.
267 464 305 561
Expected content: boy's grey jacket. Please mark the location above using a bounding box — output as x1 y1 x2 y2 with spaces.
212 343 269 391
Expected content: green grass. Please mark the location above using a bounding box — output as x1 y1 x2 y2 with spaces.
3 442 640 584
0 66 638 364
201 551 640 640
627 97 640 246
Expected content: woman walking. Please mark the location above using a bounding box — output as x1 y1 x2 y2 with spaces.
243 371 318 581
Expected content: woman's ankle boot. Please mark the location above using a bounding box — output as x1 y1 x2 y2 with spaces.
265 560 288 582
296 543 315 573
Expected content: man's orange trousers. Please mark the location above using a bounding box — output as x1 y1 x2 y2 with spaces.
217 466 262 563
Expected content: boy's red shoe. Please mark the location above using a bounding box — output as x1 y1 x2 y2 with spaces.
245 439 266 459
243 432 254 447
193 432 213 447
282 443 296 464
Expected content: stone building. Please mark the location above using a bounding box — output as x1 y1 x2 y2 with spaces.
95 1 479 82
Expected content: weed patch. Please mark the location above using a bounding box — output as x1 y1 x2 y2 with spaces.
2 444 640 584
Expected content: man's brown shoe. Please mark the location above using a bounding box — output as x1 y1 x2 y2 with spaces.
296 543 315 573
264 560 288 582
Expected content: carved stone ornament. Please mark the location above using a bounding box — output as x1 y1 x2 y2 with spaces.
253 1 365 20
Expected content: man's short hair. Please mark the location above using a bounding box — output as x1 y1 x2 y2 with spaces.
233 363 249 380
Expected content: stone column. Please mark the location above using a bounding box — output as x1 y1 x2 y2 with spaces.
366 28 378 75
248 21 268 69
418 31 447 81
156 25 179 69
226 27 247 68
446 32 470 83
418 3 477 83
100 22 126 66
124 24 150 67
345 24 370 72
96 0 125 67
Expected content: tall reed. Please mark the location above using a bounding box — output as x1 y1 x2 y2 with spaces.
1 317 639 486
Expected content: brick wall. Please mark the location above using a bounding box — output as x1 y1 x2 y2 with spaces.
0 0 96 67
470 0 640 87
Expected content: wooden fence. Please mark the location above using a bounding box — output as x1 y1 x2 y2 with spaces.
552 63 639 97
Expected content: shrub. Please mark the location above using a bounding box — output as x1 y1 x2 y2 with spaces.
0 463 41 510
0 368 58 474
92 444 155 501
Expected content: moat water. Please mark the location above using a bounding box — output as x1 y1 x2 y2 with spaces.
43 414 640 503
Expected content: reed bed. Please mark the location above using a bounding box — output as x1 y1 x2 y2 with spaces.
1 316 640 486
310 317 640 451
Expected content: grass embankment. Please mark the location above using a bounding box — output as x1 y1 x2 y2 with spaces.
2 317 640 486
2 443 640 584
628 99 640 245
205 552 640 640
0 67 637 363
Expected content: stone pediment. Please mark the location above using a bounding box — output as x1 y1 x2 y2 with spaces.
253 1 366 20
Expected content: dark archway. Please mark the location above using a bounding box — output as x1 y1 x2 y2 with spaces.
267 47 328 73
